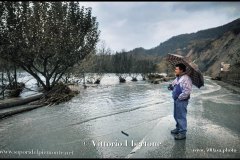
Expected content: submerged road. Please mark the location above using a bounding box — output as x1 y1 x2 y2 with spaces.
0 75 239 158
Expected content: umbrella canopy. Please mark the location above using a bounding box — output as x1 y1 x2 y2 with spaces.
166 53 204 88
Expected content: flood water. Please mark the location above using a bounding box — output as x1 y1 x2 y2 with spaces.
0 74 239 158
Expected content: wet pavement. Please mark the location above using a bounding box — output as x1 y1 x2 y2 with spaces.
0 74 239 158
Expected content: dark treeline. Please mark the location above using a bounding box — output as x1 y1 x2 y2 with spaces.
75 46 160 83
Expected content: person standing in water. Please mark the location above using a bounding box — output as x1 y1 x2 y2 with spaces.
168 63 192 140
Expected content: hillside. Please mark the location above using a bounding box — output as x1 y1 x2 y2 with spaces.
127 18 240 77
128 18 240 57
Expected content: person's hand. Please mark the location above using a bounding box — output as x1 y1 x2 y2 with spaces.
168 84 173 91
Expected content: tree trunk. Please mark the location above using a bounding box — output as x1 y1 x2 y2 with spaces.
142 75 146 81
14 64 17 88
6 70 12 88
1 72 4 99
45 77 51 91
83 72 86 85
20 65 47 91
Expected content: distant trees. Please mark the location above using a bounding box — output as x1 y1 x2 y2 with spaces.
71 47 158 83
112 51 131 82
137 58 157 80
0 1 100 91
110 50 157 82
72 40 112 84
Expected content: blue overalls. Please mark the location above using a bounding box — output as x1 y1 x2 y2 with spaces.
172 77 188 135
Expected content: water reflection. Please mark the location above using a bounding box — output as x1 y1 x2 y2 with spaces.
171 140 186 158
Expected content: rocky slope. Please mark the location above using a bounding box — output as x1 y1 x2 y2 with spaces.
171 29 240 77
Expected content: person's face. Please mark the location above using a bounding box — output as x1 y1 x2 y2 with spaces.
175 67 183 76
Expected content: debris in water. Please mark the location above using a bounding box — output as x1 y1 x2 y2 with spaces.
121 131 129 136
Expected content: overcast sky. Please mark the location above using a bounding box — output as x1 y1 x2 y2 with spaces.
80 2 240 52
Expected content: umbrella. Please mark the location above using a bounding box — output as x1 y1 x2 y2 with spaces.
166 53 204 88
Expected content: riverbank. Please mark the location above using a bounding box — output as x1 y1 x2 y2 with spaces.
0 84 81 119
0 93 43 109
0 93 44 119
